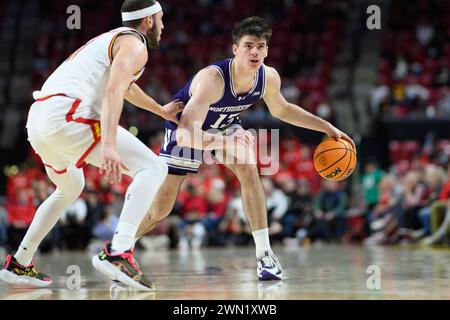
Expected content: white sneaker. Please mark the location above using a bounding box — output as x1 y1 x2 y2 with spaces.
191 236 202 250
411 229 425 239
257 251 283 281
178 238 189 251
370 217 389 231
296 228 307 240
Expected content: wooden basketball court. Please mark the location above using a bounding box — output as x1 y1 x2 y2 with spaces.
0 244 449 300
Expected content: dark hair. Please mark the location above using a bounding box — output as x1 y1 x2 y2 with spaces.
121 0 157 28
232 16 272 45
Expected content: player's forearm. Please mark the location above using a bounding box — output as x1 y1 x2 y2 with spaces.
277 103 333 133
100 91 124 147
125 83 164 117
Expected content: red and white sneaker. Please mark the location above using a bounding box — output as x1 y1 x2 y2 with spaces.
92 242 155 291
0 255 52 287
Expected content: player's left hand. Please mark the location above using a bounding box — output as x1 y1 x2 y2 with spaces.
161 100 184 124
325 124 356 151
234 128 255 147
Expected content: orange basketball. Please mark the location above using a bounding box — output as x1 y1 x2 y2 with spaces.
313 138 356 181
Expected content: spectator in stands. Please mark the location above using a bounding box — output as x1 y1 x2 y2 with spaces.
364 174 402 245
342 192 368 243
138 218 174 251
6 170 32 204
416 18 434 47
97 179 115 206
280 178 313 241
437 85 450 116
361 158 385 212
306 180 348 242
84 190 105 242
217 189 251 246
295 145 317 186
397 170 428 242
369 80 390 116
404 77 430 115
280 80 301 105
421 204 450 246
261 178 289 240
393 54 408 81
421 163 450 245
88 204 119 255
0 201 7 253
92 204 119 242
315 101 334 123
202 179 231 246
59 197 89 250
417 164 445 236
373 0 449 121
6 188 36 250
178 184 208 250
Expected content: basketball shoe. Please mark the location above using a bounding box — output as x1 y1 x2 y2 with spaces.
0 255 52 287
257 251 283 281
92 242 155 291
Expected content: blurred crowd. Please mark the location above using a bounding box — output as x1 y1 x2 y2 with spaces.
1 132 449 256
1 0 348 254
2 0 344 152
369 0 450 119
2 0 450 257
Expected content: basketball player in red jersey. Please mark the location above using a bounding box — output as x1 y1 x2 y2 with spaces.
0 0 182 291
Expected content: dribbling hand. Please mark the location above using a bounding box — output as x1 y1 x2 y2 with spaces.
325 125 356 151
99 145 129 184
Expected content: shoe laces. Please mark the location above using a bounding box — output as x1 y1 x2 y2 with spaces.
260 251 282 270
9 256 38 273
20 261 42 276
24 265 39 275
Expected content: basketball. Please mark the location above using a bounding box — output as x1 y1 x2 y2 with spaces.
313 138 356 181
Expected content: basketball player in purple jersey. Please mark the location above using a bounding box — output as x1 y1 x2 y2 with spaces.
137 17 355 280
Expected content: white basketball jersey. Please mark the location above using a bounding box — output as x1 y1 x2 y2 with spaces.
32 27 147 119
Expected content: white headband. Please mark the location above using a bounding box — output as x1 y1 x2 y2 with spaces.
121 2 162 21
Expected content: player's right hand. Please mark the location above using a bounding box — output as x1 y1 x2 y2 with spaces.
324 124 356 151
99 145 129 184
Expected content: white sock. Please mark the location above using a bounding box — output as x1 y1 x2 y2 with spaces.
111 222 138 253
15 240 39 266
252 228 272 258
